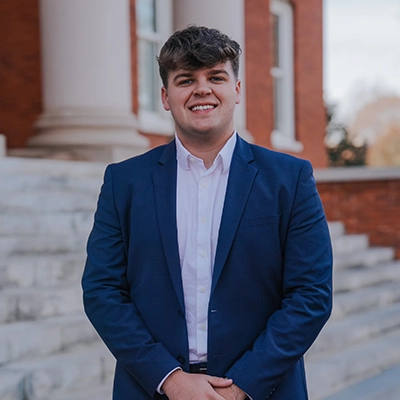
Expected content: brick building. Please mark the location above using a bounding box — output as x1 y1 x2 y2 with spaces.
1 3 400 398
0 0 328 167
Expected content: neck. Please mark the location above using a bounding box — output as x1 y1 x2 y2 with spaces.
177 130 234 169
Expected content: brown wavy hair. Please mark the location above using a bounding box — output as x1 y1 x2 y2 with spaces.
157 25 242 87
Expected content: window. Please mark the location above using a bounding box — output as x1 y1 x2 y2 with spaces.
136 0 173 134
270 0 303 152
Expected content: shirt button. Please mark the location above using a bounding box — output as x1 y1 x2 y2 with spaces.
201 217 207 223
201 181 208 188
200 251 206 258
199 287 206 293
199 324 206 331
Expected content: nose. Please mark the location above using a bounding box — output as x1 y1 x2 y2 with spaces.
193 78 212 96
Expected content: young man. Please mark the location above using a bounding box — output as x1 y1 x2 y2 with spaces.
82 26 332 400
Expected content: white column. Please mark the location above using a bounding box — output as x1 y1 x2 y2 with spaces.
31 0 149 162
173 0 252 141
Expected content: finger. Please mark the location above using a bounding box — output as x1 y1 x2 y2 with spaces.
207 376 233 388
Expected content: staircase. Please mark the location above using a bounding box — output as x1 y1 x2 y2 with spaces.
0 157 399 399
0 157 114 400
306 222 400 399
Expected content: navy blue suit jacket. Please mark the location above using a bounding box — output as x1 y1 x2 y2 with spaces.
82 135 332 399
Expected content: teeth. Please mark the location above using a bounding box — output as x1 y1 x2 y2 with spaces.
191 105 214 111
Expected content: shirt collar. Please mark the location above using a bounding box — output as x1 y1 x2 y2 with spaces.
175 131 237 173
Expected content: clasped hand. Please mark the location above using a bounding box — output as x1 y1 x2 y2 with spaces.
162 369 247 400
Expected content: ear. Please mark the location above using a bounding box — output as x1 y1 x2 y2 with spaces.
235 79 242 105
161 87 171 111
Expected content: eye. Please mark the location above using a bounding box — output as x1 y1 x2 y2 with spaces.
178 79 193 86
210 76 224 82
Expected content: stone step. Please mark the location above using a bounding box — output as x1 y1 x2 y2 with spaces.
0 156 105 177
332 281 400 320
0 174 103 193
0 211 94 236
331 234 369 255
0 314 99 365
0 190 98 213
1 341 115 400
0 172 102 192
0 253 86 289
0 231 375 260
0 157 104 195
0 285 83 323
307 301 400 360
333 246 395 270
0 369 25 400
52 377 113 400
323 363 400 400
0 234 87 256
334 261 400 292
306 329 400 400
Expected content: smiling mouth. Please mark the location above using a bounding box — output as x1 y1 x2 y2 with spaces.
190 105 215 111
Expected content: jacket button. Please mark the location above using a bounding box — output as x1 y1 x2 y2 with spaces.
178 310 185 318
177 356 186 365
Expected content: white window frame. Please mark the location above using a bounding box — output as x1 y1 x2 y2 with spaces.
270 0 303 152
136 0 174 135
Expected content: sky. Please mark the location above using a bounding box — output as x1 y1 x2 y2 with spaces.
324 0 400 121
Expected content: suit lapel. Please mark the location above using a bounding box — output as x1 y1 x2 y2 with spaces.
152 138 258 302
152 141 185 309
212 137 258 293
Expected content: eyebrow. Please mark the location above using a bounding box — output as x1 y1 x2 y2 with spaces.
208 69 229 76
172 68 230 84
172 72 193 83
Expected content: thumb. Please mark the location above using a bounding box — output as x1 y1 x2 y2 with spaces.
208 376 233 388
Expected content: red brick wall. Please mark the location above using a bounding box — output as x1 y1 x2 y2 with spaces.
317 179 400 259
245 0 327 167
291 0 327 167
0 0 42 148
245 0 274 150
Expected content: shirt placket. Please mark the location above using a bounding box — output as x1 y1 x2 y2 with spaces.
196 171 212 361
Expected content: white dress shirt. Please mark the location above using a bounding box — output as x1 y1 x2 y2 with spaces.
175 132 237 363
157 132 237 393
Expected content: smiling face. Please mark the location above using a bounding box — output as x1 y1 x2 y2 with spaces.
161 61 241 146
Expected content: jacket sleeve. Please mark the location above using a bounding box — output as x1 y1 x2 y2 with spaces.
81 165 180 397
225 160 333 399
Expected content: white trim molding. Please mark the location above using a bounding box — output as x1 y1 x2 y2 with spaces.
136 0 173 136
270 0 303 152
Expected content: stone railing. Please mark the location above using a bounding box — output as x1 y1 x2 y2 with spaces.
0 134 6 157
315 167 400 259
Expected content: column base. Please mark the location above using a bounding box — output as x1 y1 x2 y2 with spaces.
29 112 150 162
